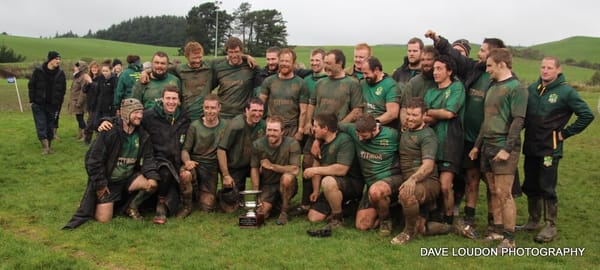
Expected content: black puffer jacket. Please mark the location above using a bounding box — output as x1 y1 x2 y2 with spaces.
28 62 66 110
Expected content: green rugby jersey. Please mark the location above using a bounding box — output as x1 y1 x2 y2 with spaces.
340 123 399 187
250 136 301 185
319 132 362 180
361 76 399 119
464 72 490 143
401 74 436 107
260 75 309 126
218 114 266 169
424 80 465 161
182 118 227 169
110 132 140 181
214 59 257 119
479 77 528 150
173 61 215 120
132 73 181 109
304 72 328 100
399 126 439 181
311 76 363 121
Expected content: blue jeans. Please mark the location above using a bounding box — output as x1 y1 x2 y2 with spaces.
31 103 58 140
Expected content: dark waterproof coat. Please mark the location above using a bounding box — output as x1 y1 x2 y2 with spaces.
63 120 159 229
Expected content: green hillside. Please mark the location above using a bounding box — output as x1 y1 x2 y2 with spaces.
531 36 600 63
0 35 596 84
0 35 180 64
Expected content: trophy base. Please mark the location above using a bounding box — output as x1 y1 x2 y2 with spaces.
239 213 265 228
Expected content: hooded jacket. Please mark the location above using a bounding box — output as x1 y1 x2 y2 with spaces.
523 73 594 157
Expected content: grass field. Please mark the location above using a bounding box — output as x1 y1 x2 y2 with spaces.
1 73 599 269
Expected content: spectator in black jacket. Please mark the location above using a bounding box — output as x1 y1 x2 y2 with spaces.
28 51 66 155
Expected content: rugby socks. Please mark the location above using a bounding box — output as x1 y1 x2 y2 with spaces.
464 206 476 225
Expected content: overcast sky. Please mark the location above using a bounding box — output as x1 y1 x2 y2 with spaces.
2 0 599 46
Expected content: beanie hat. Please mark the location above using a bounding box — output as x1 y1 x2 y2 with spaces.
112 58 123 67
452 39 471 56
120 98 144 123
47 51 61 61
126 55 141 64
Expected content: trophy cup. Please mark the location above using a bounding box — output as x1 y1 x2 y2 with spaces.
239 190 265 228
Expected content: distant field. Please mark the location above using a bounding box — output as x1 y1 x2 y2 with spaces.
0 35 597 84
0 35 180 65
531 36 600 63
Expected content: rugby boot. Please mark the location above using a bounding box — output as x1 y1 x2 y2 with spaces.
535 200 558 243
40 139 52 155
378 219 393 237
517 196 542 231
390 232 413 245
176 195 193 219
77 129 85 141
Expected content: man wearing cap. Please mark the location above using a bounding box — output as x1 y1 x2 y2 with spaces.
452 39 471 57
63 98 160 229
114 55 142 116
28 51 66 155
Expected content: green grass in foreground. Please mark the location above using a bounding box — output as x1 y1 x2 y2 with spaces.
0 83 599 269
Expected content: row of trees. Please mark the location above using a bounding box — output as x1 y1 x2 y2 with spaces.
48 3 290 56
185 2 287 56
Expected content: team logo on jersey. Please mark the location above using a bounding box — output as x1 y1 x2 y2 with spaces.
135 137 139 148
375 86 383 96
380 139 390 146
548 93 558 103
180 134 186 144
444 89 451 99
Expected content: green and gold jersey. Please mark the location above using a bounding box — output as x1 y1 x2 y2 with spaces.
479 77 528 149
260 75 309 126
132 74 181 109
424 80 465 161
464 72 490 143
110 132 140 181
213 59 257 119
182 118 227 169
340 123 399 187
399 127 439 181
361 76 399 119
218 114 266 169
311 76 364 121
173 61 215 120
319 132 362 180
250 136 301 185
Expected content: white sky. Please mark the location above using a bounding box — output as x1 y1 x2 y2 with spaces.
2 0 599 46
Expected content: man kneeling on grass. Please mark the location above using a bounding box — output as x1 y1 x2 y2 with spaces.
63 98 160 229
305 112 365 234
250 116 301 225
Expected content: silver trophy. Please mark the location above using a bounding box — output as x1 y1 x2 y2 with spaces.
239 190 264 228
